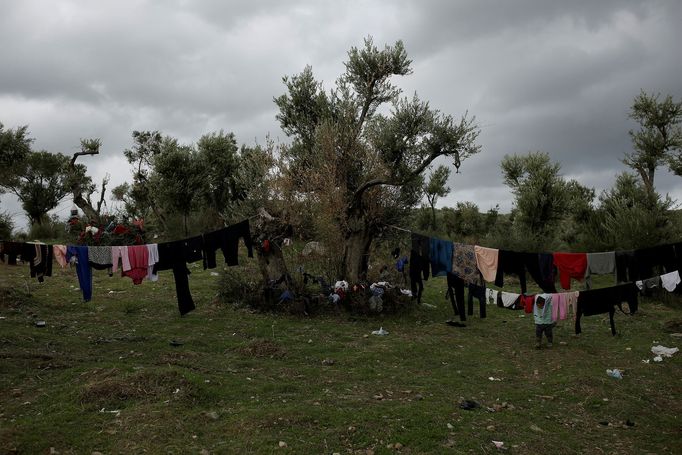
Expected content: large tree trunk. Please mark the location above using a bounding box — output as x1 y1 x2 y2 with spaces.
341 213 373 282
252 208 291 287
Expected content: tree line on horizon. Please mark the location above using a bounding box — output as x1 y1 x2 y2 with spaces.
1 38 681 284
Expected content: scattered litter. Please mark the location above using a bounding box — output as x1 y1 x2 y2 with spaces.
492 440 505 449
173 388 180 394
35 321 46 328
529 424 543 432
488 377 502 381
421 302 436 309
371 327 389 336
651 345 679 358
670 333 682 338
653 355 663 362
210 272 220 276
322 359 335 366
278 441 287 448
642 359 650 364
459 399 480 410
99 408 121 416
446 423 454 430
606 369 623 379
169 340 183 347
400 289 412 297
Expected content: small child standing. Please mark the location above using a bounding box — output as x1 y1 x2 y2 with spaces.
534 294 554 348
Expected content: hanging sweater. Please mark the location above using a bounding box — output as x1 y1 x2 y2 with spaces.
553 252 587 290
474 245 498 283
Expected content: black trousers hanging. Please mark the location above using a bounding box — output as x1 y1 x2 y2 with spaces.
467 283 486 318
447 273 466 322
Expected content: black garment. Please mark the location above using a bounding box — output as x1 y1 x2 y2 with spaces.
575 283 638 336
635 244 677 278
615 250 636 283
446 272 466 322
409 233 430 304
202 220 254 269
410 233 430 280
22 243 53 282
522 252 557 293
467 282 486 318
1 241 24 265
674 242 682 272
538 253 557 291
156 235 204 316
494 250 527 293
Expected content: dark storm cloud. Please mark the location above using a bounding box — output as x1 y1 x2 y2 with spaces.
1 0 681 229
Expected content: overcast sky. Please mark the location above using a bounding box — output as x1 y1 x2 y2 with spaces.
1 0 681 230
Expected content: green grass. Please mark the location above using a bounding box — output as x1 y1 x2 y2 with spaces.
0 261 681 454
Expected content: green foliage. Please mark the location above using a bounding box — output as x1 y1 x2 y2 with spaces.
581 173 676 250
27 214 66 241
0 211 13 239
624 91 682 190
4 150 71 226
500 151 594 250
0 122 32 192
423 164 451 230
275 36 480 279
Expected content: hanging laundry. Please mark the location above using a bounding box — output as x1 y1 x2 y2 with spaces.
202 219 254 269
584 251 616 289
615 250 636 283
452 243 482 286
0 241 23 265
635 277 660 293
53 245 68 268
499 291 521 309
123 245 149 285
551 291 580 320
111 246 131 273
156 235 204 315
89 246 113 276
409 233 430 304
520 294 535 314
446 272 466 322
494 250 527 293
635 244 677 279
660 270 681 292
674 242 682 273
486 288 499 306
430 237 453 277
474 245 498 283
575 283 638 336
522 252 557 293
553 252 587 290
146 243 159 282
66 246 92 302
23 243 53 282
467 282 486 318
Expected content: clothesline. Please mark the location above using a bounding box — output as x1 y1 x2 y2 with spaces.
381 222 682 258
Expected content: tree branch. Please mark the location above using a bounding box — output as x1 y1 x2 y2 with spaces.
351 151 440 208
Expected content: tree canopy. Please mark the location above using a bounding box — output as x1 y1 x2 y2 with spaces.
275 37 480 280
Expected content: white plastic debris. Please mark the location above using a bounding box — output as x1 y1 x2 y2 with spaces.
651 345 679 358
653 355 663 362
492 441 504 449
606 369 623 379
488 376 502 381
371 327 389 336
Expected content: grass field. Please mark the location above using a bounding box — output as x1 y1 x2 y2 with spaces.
1 258 681 454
